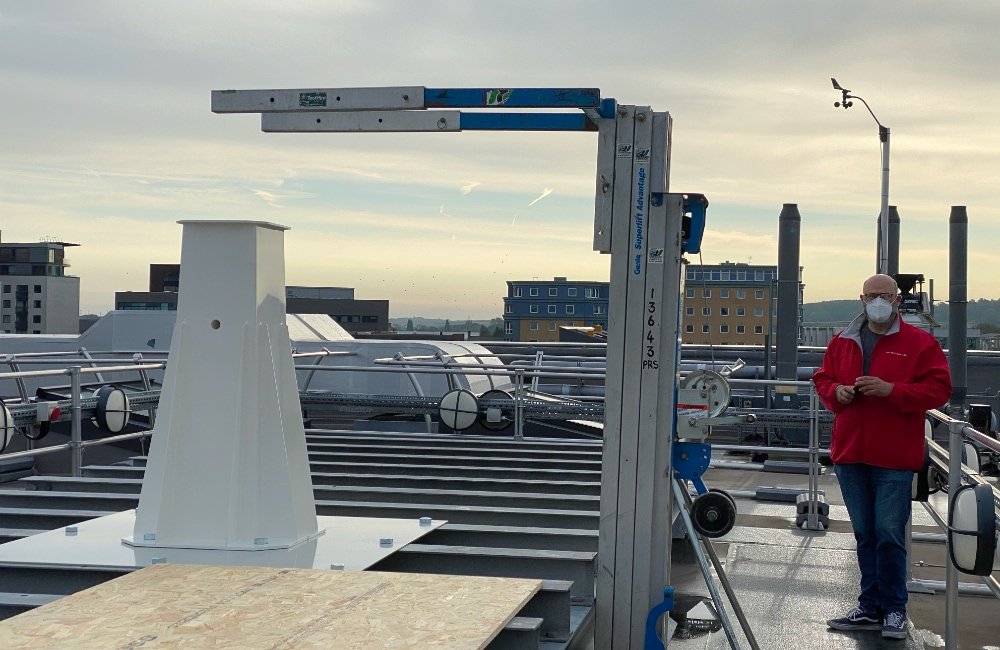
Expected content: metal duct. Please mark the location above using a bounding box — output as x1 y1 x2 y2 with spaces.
775 204 801 381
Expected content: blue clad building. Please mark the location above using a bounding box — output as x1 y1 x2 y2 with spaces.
503 277 609 341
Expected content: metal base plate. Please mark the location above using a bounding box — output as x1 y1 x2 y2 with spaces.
0 510 444 571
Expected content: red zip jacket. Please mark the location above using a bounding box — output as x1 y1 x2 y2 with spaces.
812 314 952 471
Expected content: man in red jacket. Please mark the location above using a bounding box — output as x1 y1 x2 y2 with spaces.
813 274 951 640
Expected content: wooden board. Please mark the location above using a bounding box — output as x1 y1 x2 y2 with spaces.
0 565 541 649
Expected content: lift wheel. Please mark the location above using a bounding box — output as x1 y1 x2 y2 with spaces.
690 490 737 538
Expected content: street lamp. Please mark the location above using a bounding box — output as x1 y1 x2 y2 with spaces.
832 77 890 275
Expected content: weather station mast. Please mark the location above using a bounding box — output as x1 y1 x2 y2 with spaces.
832 77 890 275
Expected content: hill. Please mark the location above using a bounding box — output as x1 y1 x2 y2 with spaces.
390 316 504 334
802 300 859 323
803 298 1000 330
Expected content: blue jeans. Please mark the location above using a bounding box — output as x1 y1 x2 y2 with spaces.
834 463 913 613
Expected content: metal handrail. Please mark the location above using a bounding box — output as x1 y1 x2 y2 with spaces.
292 364 603 379
0 362 166 475
0 364 164 380
920 408 1000 649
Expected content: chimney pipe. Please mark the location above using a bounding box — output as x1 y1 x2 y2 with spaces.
775 204 801 382
948 206 968 412
887 206 900 277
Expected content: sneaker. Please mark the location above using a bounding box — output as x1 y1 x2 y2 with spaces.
827 606 882 631
882 610 907 640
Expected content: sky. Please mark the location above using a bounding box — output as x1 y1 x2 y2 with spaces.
2 1 999 319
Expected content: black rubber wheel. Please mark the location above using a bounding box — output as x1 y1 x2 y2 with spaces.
691 491 737 538
708 487 737 511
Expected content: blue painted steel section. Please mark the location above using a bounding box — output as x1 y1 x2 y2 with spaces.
459 113 595 131
644 587 675 650
681 193 709 254
425 88 601 108
598 97 618 119
673 441 711 482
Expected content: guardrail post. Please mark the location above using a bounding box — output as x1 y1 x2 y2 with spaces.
807 387 820 529
70 365 83 477
530 350 543 392
514 368 525 440
944 417 964 649
133 353 157 428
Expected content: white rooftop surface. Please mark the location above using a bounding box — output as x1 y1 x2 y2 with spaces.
0 510 443 572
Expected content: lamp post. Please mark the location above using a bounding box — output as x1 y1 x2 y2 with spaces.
832 77 890 275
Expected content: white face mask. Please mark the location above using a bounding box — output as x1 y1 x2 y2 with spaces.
865 297 894 323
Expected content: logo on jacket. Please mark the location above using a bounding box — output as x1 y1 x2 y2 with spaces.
886 351 908 357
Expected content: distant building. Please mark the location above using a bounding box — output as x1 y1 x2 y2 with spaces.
503 277 609 342
285 286 389 334
116 271 388 333
0 240 81 334
148 264 180 292
682 262 803 346
115 264 180 311
286 286 354 300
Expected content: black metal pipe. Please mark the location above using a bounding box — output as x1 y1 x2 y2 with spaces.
888 205 900 276
949 206 968 410
775 204 801 381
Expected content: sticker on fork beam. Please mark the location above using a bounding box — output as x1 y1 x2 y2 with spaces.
648 248 664 264
486 89 512 105
616 144 633 158
299 92 327 107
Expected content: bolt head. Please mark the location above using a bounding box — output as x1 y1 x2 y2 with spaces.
379 537 394 547
330 563 345 571
254 537 268 546
143 532 156 542
65 526 78 535
419 517 433 526
151 556 167 564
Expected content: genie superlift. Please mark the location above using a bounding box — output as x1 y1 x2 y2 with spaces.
213 86 742 649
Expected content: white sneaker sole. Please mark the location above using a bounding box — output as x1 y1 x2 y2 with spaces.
827 620 881 631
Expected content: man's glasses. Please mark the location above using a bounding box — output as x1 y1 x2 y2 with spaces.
862 292 897 302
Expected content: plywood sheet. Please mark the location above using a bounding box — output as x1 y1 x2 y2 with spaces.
0 564 541 649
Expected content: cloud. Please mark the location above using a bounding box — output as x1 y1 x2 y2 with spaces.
527 188 553 207
4 2 1000 316
252 189 283 208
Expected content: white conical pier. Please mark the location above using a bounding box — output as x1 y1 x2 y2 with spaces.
129 221 319 550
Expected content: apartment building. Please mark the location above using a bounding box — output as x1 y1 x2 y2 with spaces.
0 241 80 334
503 277 609 342
682 262 803 345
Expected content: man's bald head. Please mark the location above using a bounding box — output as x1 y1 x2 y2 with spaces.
863 274 898 295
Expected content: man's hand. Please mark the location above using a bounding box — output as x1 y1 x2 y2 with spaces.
835 384 856 405
855 376 894 397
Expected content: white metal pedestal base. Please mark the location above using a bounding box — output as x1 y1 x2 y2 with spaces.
0 510 443 571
